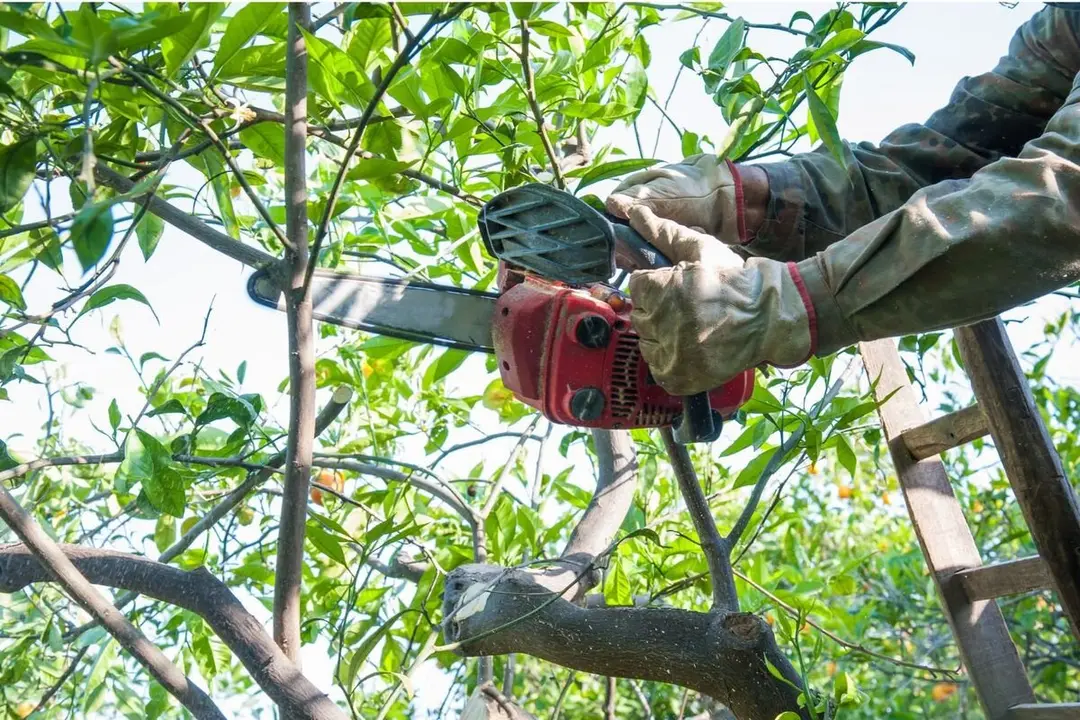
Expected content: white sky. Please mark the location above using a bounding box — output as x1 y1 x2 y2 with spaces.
3 1 1077 716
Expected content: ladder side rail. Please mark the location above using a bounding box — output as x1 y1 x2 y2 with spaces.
859 339 1035 720
954 319 1080 643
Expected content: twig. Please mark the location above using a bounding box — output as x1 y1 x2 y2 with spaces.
431 431 544 468
733 568 959 678
61 387 353 643
306 6 463 295
659 428 737 612
727 360 858 546
519 20 566 189
604 677 618 720
95 165 275 268
30 645 88 715
273 2 315 669
0 492 225 718
108 57 290 248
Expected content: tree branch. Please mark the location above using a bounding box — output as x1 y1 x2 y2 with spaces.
94 165 276 268
0 498 225 719
660 429 736 612
0 544 348 720
441 566 808 720
519 19 566 190
61 386 353 642
273 2 315 669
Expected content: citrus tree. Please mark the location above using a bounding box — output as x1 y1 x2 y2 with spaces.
0 2 1077 719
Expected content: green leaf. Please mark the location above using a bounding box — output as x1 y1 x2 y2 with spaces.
678 46 699 69
836 434 856 479
0 439 18 471
804 74 846 167
571 158 658 193
346 158 415 182
622 527 662 547
216 42 287 80
348 17 392 71
307 522 346 564
607 559 632 605
196 392 260 428
0 138 37 213
144 466 186 517
148 399 187 418
835 400 876 429
191 632 217 681
810 28 865 61
153 514 175 553
0 273 26 311
136 212 164 261
108 399 121 432
848 38 915 65
77 284 158 322
239 124 286 166
733 447 778 489
707 17 745 77
423 348 468 387
28 227 63 271
115 429 168 494
71 203 115 273
213 3 285 77
162 3 226 78
189 151 239 241
300 26 375 110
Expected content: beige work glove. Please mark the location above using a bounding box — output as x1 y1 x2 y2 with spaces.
625 206 816 396
606 154 747 245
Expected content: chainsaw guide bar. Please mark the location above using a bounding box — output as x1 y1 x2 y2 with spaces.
247 269 499 354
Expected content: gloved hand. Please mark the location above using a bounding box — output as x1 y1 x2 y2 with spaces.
625 206 817 396
606 154 748 245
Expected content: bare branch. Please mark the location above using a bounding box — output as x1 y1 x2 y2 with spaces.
95 165 276 268
273 2 315 668
0 497 225 719
441 565 808 720
0 544 349 720
660 429 737 612
520 20 566 189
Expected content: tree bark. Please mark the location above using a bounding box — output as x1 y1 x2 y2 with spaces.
0 544 348 720
274 2 315 670
441 565 808 720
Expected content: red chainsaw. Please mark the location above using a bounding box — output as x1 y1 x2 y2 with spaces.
247 183 753 444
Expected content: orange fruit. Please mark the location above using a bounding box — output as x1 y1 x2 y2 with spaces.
837 484 853 500
14 703 34 718
315 470 344 493
361 361 374 378
931 682 958 702
826 661 837 677
310 487 324 506
971 501 985 513
808 461 819 475
881 492 892 506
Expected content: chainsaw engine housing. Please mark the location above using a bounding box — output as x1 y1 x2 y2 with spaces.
492 272 753 430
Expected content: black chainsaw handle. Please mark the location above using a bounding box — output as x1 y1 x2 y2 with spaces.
606 216 718 445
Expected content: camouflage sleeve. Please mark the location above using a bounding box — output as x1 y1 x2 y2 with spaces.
742 4 1080 262
791 61 1080 356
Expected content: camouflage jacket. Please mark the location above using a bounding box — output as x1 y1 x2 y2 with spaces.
744 4 1080 355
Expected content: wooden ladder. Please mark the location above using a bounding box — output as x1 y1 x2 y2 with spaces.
860 318 1080 720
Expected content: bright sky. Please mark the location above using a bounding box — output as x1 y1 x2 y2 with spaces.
3 1 1076 716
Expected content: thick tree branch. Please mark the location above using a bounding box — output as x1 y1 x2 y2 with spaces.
558 429 638 597
0 497 225 719
61 386 353 642
441 566 808 720
274 2 315 670
94 165 276 268
0 544 348 720
660 428 737 612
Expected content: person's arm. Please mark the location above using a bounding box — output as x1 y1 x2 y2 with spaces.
795 60 1080 356
745 4 1080 261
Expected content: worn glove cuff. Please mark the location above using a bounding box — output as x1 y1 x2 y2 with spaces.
792 255 859 356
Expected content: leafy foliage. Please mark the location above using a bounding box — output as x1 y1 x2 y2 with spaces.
0 3 1076 720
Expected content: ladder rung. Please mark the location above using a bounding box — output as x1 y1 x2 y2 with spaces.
900 404 989 460
1007 704 1080 719
955 556 1053 601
